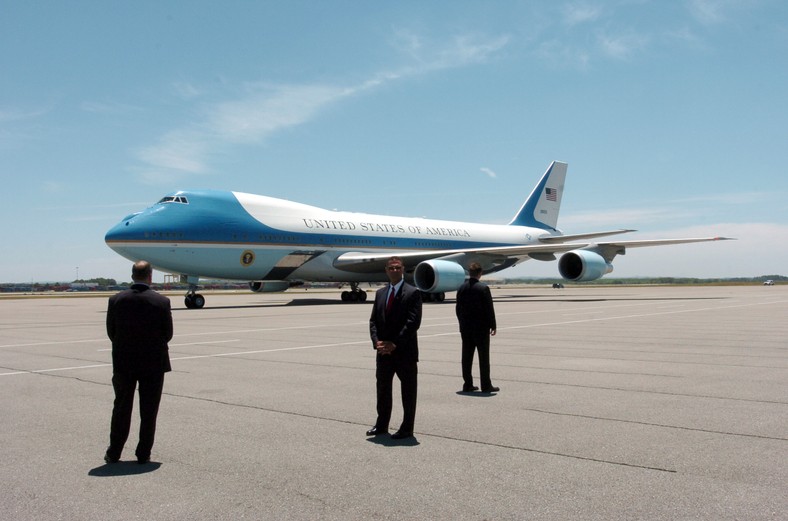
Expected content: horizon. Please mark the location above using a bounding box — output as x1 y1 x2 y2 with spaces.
3 273 784 287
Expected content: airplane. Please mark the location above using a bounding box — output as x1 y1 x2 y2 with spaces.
105 161 732 309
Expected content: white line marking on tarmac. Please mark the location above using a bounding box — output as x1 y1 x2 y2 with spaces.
3 298 786 377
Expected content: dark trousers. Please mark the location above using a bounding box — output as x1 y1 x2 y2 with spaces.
108 371 165 460
461 330 492 389
375 355 418 433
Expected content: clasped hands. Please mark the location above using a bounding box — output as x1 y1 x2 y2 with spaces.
376 340 397 355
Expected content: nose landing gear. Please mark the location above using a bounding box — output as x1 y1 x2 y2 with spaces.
185 292 205 309
183 278 205 309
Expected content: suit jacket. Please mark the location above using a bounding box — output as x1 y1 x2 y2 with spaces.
369 281 422 363
107 283 173 377
455 278 496 334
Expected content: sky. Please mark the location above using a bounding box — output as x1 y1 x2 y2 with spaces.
2 0 787 284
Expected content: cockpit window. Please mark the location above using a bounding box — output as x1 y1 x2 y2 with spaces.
157 196 189 204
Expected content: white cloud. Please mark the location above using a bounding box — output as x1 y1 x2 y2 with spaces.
0 106 50 150
597 30 649 60
137 129 212 174
481 167 498 179
534 39 592 69
393 30 510 72
687 0 761 27
0 107 48 123
563 3 603 26
505 222 788 279
688 0 727 25
664 25 708 49
559 206 696 229
172 81 203 99
608 222 788 277
670 191 773 205
206 84 348 145
134 32 510 183
80 101 142 115
557 189 776 232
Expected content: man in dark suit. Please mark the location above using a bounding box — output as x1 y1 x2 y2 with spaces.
367 256 423 439
456 262 499 393
105 260 173 464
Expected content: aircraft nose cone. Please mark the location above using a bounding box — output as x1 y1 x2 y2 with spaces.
105 211 142 245
104 212 148 263
105 220 130 243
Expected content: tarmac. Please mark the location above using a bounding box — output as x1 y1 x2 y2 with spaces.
1 285 786 520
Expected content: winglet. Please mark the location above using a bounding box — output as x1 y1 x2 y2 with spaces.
508 161 568 231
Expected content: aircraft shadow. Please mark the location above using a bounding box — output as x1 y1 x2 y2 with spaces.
495 294 729 303
285 298 368 307
169 293 729 311
88 461 162 477
171 298 363 311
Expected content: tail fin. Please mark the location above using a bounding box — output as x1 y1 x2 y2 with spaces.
508 161 567 231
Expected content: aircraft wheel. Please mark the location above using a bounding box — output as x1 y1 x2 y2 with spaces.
435 292 446 302
185 293 206 309
341 291 350 302
357 291 367 302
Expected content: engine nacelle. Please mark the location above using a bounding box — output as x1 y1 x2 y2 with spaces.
413 260 467 293
558 250 614 282
249 281 291 293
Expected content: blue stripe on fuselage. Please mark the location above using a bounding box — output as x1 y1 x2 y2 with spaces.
105 190 265 244
105 190 510 251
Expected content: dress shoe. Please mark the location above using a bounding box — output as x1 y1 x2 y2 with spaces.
481 386 500 393
104 452 119 464
391 430 413 440
366 426 388 436
462 385 479 392
137 457 150 464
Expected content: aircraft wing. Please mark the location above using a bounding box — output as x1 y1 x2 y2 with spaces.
332 236 734 274
537 229 636 243
587 236 735 262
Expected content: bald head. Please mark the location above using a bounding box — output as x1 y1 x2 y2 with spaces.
131 261 153 283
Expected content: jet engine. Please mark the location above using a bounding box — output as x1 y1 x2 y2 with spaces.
249 281 291 293
557 250 613 282
413 260 467 293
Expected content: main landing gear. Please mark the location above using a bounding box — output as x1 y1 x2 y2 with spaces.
340 282 368 302
421 291 446 302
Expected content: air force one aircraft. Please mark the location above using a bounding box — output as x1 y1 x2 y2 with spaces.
105 161 731 308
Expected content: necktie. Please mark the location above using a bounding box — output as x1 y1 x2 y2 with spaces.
386 285 396 314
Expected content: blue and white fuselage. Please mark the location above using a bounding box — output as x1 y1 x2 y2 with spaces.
105 161 730 308
107 190 532 281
